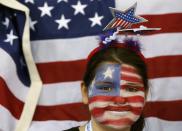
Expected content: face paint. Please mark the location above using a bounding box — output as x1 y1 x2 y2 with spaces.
88 63 121 97
88 63 145 129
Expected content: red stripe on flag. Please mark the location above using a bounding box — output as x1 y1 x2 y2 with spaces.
144 100 182 121
132 13 182 34
0 77 89 121
147 55 182 79
0 77 23 119
34 103 89 121
36 60 86 83
36 55 182 84
107 14 182 34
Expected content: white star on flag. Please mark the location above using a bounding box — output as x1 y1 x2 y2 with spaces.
2 17 9 28
103 67 114 79
89 12 104 27
71 1 87 15
55 15 71 30
57 0 68 3
4 30 18 45
38 2 54 17
29 17 37 31
25 0 34 4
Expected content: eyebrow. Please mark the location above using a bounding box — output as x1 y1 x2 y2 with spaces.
121 80 144 87
95 81 113 85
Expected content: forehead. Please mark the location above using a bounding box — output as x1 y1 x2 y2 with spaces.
95 63 142 83
95 63 140 75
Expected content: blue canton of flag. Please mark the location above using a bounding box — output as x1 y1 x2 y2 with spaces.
21 0 115 40
0 5 30 86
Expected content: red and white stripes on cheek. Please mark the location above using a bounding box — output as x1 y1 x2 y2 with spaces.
88 96 144 128
88 95 145 117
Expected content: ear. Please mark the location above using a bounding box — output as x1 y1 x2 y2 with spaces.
81 82 89 104
145 88 149 99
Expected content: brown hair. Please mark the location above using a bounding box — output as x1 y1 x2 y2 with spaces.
83 44 148 131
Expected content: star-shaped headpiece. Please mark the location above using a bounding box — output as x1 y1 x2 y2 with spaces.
103 3 147 30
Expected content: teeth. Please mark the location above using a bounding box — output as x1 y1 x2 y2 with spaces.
108 111 128 115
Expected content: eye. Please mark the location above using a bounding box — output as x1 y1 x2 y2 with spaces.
124 86 139 92
95 82 113 92
96 84 113 92
98 86 112 92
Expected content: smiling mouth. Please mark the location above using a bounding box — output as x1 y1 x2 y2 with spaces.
105 106 131 112
108 111 128 115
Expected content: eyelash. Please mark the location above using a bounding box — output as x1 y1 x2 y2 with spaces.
97 86 113 92
124 86 139 92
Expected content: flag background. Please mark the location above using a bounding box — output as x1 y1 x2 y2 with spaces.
0 0 182 131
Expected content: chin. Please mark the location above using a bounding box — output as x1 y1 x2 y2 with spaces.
104 124 131 130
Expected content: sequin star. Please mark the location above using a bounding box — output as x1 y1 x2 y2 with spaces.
104 3 147 30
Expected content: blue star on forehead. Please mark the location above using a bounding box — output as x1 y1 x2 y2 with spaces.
103 3 148 30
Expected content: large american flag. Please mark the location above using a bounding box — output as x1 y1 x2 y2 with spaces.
0 0 182 131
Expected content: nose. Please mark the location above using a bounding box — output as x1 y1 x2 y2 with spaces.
113 96 126 104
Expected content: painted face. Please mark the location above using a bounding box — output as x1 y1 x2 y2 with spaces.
88 63 145 129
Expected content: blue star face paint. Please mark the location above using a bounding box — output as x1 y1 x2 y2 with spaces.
88 63 121 97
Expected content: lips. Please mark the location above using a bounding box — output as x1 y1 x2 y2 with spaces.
104 105 131 112
91 105 142 117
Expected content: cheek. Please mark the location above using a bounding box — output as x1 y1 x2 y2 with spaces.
88 94 145 118
88 96 115 117
88 95 145 128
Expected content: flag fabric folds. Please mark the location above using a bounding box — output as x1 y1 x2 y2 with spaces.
0 0 182 131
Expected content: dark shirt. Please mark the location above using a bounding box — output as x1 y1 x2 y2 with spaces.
64 127 79 131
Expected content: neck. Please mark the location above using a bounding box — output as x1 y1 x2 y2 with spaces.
90 118 131 131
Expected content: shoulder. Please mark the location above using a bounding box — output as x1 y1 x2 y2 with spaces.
64 126 79 131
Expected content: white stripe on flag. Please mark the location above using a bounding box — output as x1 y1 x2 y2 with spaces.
143 117 182 131
148 77 182 101
115 0 182 15
31 36 99 62
31 33 182 63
